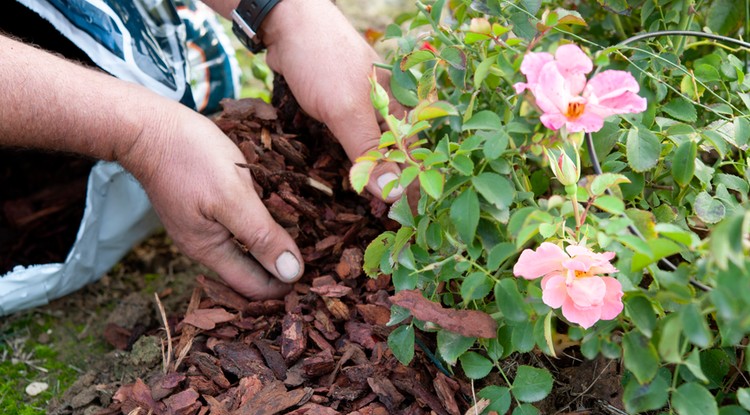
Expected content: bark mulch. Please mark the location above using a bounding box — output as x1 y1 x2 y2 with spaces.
94 84 484 415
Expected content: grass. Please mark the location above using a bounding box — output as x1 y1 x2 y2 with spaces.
0 313 103 415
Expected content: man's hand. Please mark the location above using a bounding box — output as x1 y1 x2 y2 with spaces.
0 34 302 299
120 109 304 299
261 0 408 201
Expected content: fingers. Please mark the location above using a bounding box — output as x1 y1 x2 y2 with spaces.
202 235 293 300
218 181 305 287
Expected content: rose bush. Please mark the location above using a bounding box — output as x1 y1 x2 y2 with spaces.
352 0 750 413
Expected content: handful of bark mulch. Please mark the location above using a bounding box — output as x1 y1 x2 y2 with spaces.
100 93 484 415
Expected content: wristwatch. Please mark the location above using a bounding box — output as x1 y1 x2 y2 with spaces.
231 0 282 53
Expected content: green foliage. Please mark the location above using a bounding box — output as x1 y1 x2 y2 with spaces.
358 0 750 412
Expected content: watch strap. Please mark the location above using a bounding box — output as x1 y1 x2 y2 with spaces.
231 0 282 53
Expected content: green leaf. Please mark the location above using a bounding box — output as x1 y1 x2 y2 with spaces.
706 0 745 35
462 110 502 131
710 212 750 270
625 295 656 338
387 305 411 326
474 54 497 89
734 117 750 148
451 154 475 176
684 348 709 383
419 169 444 199
440 46 465 70
663 97 698 123
388 196 414 227
495 279 531 322
658 314 684 364
400 50 436 70
623 368 670 414
450 188 480 243
694 191 726 224
473 173 515 209
631 238 684 271
349 160 375 194
487 242 516 270
388 325 415 365
437 330 475 366
482 129 511 160
478 386 511 414
459 351 493 379
460 272 492 302
627 127 661 172
512 366 553 402
363 232 394 278
672 140 697 187
590 173 630 196
623 331 660 384
593 195 625 214
681 303 713 348
511 320 536 353
512 404 540 415
737 388 750 411
720 405 750 415
672 382 719 415
416 101 459 121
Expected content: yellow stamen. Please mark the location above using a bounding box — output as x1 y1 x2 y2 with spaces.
566 102 585 120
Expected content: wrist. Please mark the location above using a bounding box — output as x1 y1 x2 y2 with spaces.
231 0 284 52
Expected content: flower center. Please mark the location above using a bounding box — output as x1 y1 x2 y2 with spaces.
565 102 585 120
574 270 590 279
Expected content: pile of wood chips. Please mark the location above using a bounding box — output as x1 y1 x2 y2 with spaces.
100 94 489 415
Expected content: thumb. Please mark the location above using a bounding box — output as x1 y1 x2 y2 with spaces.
219 191 305 285
330 113 404 203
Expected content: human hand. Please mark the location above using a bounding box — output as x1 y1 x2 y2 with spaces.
120 108 303 300
261 0 408 201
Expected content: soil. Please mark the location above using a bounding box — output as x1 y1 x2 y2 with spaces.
1 78 627 415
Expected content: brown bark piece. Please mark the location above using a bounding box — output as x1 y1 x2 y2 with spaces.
214 342 276 383
433 372 461 415
301 349 336 377
232 380 312 415
344 322 377 350
150 372 186 401
191 352 231 390
183 308 236 331
335 247 363 279
281 312 307 363
366 377 404 413
163 388 200 415
196 275 249 313
355 304 390 326
390 289 497 339
253 339 288 381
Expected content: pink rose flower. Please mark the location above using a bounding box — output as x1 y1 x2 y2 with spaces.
513 242 624 329
514 44 647 133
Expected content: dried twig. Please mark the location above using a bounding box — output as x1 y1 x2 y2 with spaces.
154 292 172 375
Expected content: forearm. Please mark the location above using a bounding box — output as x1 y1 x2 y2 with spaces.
0 34 187 168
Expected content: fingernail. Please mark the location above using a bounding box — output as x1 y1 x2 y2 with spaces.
275 251 300 282
377 172 403 199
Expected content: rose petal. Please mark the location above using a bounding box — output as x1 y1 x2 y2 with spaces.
561 299 601 329
513 242 568 280
566 245 618 274
541 274 567 309
539 112 569 131
519 51 554 87
534 62 570 115
586 70 647 117
554 44 592 95
564 111 605 133
599 277 624 320
567 274 606 308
